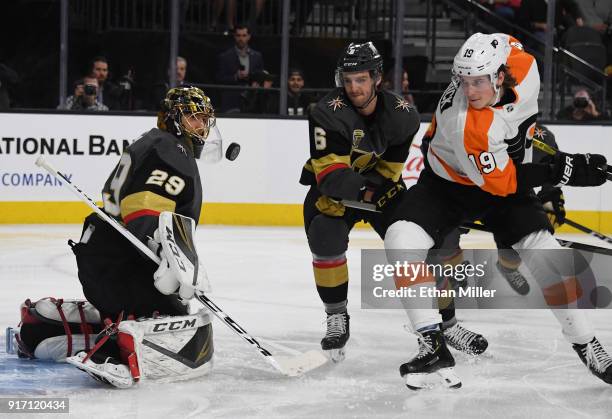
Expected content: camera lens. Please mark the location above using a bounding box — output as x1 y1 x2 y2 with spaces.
84 84 97 96
573 97 588 109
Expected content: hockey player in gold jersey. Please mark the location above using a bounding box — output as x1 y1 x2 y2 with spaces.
300 42 487 364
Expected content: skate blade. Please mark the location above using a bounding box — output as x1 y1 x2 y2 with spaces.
404 367 462 390
324 347 346 363
5 327 18 354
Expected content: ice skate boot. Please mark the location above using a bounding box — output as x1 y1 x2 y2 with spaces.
572 337 612 385
321 311 349 363
400 329 461 390
443 323 488 355
67 351 134 389
497 261 530 295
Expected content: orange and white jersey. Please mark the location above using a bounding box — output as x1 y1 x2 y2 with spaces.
425 34 539 196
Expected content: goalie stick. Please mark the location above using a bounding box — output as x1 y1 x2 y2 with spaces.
35 157 327 377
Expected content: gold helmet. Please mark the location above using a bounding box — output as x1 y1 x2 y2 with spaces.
158 86 216 157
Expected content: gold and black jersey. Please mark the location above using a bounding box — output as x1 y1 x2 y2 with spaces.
102 128 202 242
300 88 420 201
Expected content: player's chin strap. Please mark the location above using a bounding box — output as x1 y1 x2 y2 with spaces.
354 88 378 110
353 81 379 111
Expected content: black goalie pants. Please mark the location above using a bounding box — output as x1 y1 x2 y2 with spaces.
71 212 188 322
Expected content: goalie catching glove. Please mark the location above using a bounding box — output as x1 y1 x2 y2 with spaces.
150 212 211 300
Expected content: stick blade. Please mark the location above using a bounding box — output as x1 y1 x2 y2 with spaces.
274 350 328 377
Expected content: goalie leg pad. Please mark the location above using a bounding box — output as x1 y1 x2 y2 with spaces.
14 297 102 361
117 309 214 383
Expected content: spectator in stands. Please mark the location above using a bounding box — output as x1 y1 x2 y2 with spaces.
479 0 521 22
175 56 188 86
575 0 612 34
287 68 313 116
0 62 18 110
57 76 109 111
89 56 122 110
241 70 278 114
215 24 265 112
518 0 583 43
383 68 418 111
151 56 191 110
89 56 138 110
556 87 603 121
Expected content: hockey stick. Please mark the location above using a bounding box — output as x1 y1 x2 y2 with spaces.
341 200 380 212
532 138 612 181
345 192 612 254
462 221 612 256
559 217 612 246
35 157 327 377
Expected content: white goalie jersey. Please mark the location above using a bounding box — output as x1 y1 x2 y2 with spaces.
424 34 540 197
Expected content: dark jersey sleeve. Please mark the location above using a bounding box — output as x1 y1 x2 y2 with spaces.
532 125 558 164
102 132 199 242
307 112 367 201
375 105 420 182
531 124 560 193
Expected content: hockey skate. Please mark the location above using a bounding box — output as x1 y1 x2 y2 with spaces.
572 337 612 385
443 323 488 355
497 261 530 295
67 351 134 389
321 312 349 363
400 329 461 390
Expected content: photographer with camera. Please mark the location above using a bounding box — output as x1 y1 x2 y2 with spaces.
556 87 604 121
57 76 109 111
89 56 137 110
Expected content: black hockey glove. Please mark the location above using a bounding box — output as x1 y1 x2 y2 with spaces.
552 152 608 187
537 187 565 229
361 179 406 211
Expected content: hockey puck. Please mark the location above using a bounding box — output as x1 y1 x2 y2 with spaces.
225 142 241 161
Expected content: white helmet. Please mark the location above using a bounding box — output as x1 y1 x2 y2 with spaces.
452 33 510 92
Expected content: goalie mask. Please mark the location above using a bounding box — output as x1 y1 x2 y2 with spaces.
158 86 216 159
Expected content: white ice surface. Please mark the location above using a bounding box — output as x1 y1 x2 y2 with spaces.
1 225 611 419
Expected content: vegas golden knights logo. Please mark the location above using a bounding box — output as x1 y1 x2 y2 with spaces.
352 129 365 148
351 151 378 174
